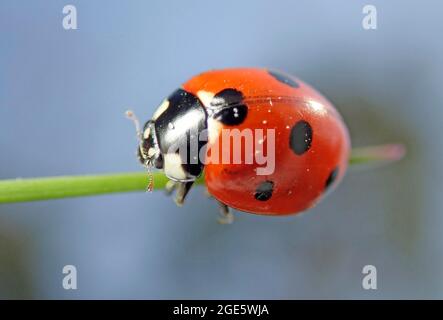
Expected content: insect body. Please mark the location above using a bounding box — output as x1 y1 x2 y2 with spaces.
133 68 350 220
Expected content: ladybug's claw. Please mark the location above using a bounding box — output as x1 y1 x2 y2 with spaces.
204 187 213 198
217 202 234 224
174 181 194 207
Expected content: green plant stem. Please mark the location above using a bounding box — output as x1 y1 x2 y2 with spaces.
349 143 405 166
0 144 404 204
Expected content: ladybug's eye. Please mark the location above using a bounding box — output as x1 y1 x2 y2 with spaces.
137 146 145 165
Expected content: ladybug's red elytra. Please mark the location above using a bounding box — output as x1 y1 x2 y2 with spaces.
132 68 351 222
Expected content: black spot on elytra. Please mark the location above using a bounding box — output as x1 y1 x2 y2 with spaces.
254 180 274 201
325 167 339 189
213 105 248 125
211 88 244 107
211 88 248 125
268 70 299 88
289 120 313 155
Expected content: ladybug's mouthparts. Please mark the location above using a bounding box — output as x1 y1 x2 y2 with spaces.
144 159 154 192
145 156 155 168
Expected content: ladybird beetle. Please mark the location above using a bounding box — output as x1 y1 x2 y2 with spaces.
130 68 350 222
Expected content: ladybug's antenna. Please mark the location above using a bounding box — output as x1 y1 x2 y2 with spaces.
125 110 142 140
125 110 154 192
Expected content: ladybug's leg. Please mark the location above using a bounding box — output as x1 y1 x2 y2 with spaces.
165 180 177 195
174 181 194 206
204 187 212 198
217 201 234 224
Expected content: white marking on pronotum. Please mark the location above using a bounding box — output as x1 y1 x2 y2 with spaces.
152 99 169 120
197 90 215 108
164 153 188 181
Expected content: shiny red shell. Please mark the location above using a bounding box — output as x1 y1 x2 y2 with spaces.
183 68 350 215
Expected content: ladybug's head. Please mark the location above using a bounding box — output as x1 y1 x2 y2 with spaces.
138 120 164 170
126 111 163 171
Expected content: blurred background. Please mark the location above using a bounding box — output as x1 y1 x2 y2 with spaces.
0 0 441 299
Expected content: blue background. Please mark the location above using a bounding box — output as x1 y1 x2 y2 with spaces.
0 0 441 298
